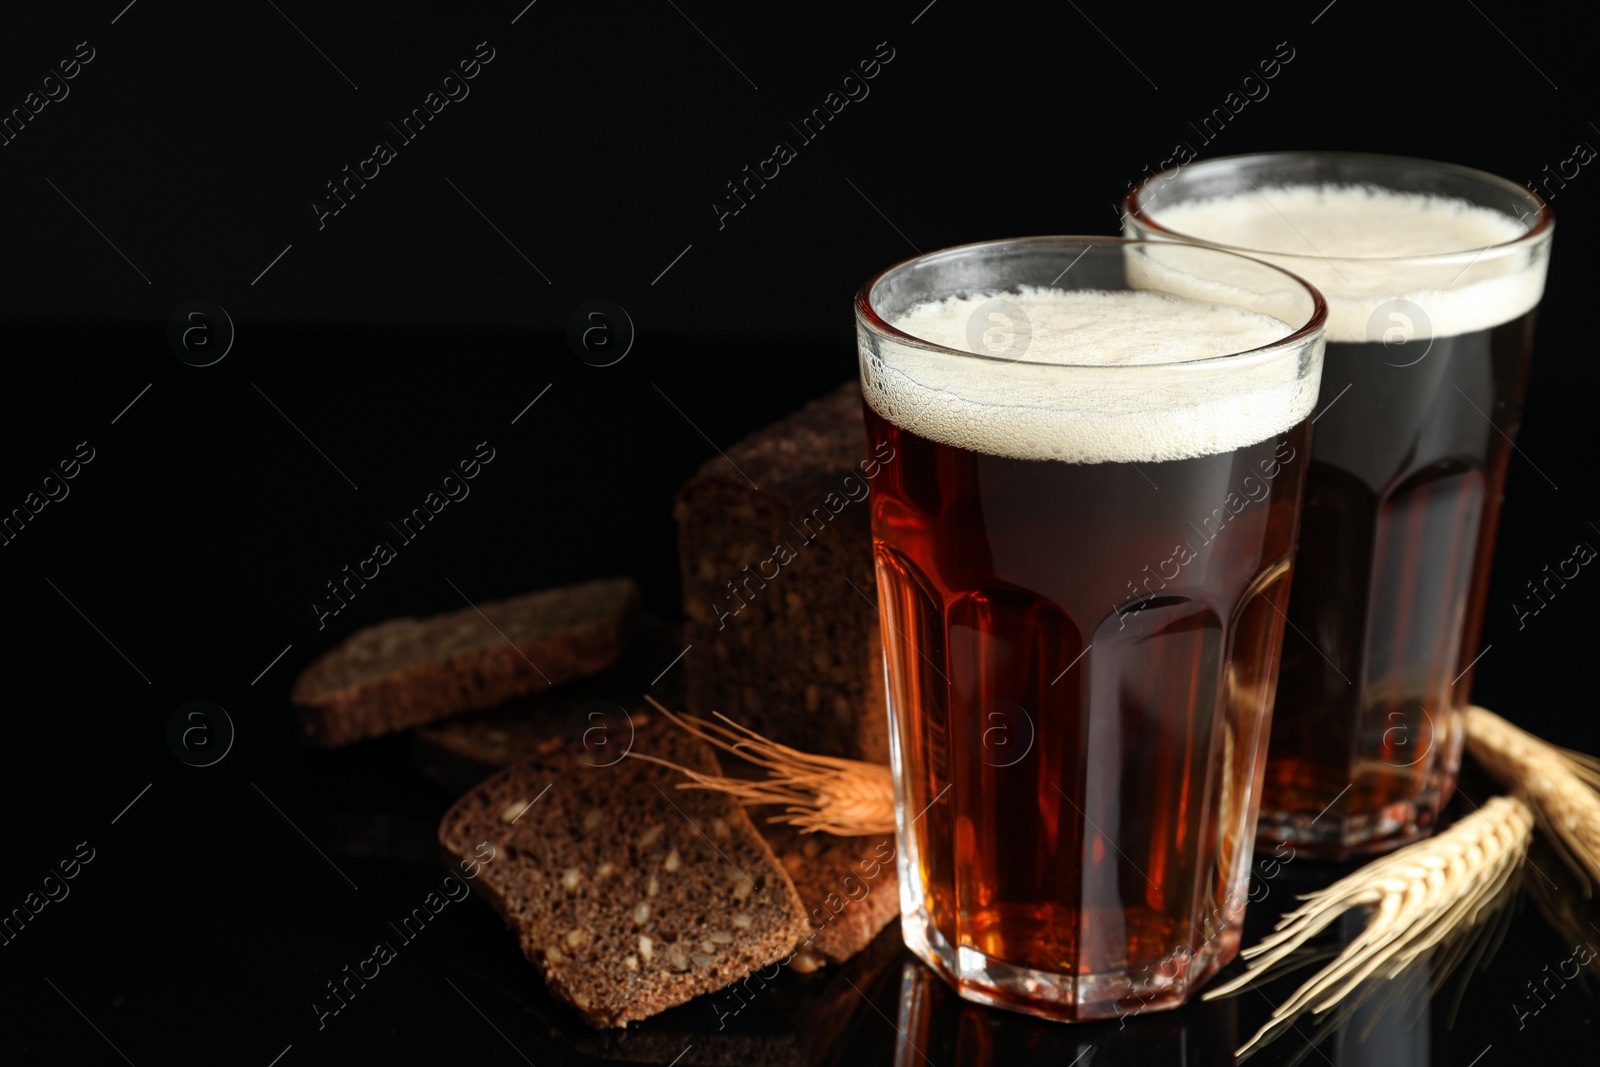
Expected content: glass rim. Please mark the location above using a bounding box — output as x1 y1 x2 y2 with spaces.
854 235 1328 374
1123 150 1555 266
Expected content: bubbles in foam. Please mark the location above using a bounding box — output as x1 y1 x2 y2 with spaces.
1143 184 1546 341
865 287 1319 465
892 287 1290 367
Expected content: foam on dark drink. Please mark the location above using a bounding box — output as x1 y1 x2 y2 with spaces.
868 287 1312 464
1153 185 1544 339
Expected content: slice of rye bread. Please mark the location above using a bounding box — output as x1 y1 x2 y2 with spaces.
415 615 685 772
760 821 899 967
675 381 890 763
423 722 901 969
438 727 811 1028
293 577 638 747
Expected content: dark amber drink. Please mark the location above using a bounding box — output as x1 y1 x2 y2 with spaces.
1127 154 1554 856
1267 317 1536 850
856 238 1326 1020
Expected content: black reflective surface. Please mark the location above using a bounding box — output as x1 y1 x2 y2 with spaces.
3 0 1598 1062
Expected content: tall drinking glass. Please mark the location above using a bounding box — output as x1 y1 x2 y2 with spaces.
856 237 1326 1021
1126 153 1554 857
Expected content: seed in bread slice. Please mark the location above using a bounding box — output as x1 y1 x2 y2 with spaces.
437 727 810 1028
293 577 638 747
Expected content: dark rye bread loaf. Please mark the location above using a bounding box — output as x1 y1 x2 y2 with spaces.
293 578 638 747
438 728 810 1029
675 382 891 763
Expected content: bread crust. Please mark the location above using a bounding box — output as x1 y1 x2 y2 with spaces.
674 382 889 764
293 578 638 747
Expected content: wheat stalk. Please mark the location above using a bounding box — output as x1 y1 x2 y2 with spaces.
1207 795 1533 1057
1465 705 1600 895
630 696 896 835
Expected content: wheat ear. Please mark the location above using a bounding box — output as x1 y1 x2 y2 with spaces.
1208 795 1533 1058
628 696 896 835
1466 705 1600 895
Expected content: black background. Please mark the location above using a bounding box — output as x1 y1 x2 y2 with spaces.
0 1 1595 1064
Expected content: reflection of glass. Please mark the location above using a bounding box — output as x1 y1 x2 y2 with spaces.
1126 153 1554 859
1241 909 1432 1067
857 238 1326 1020
894 957 1240 1066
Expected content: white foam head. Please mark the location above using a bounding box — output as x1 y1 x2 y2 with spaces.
862 285 1320 464
1139 185 1547 341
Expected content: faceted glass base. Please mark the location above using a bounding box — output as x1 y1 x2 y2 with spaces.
899 903 1241 1024
1255 768 1453 860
